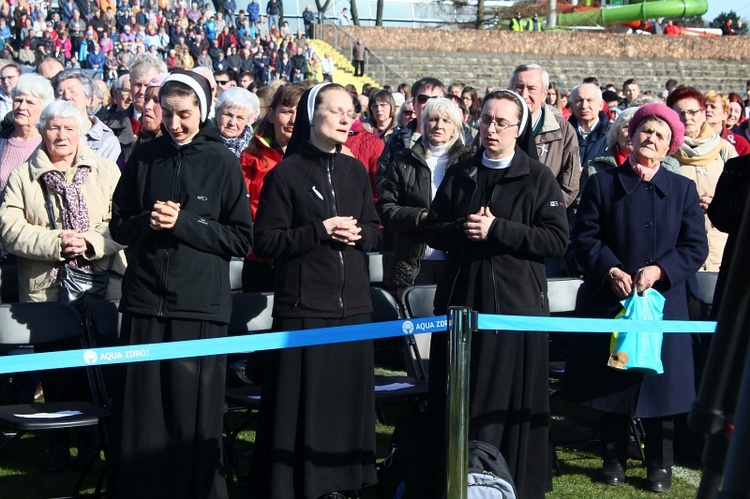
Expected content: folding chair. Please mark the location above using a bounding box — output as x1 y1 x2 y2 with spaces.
400 284 437 379
689 271 719 319
0 302 109 497
0 264 19 303
365 251 388 285
229 257 245 293
371 287 429 423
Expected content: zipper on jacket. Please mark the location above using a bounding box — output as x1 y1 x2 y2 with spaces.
158 150 183 317
326 155 345 318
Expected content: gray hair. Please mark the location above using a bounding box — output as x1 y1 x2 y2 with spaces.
215 86 259 115
606 107 638 148
39 100 89 138
114 74 130 91
508 63 550 90
51 68 95 100
628 94 662 108
11 73 54 107
420 97 465 148
129 52 167 81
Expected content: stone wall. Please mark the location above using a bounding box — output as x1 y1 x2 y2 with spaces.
319 25 750 61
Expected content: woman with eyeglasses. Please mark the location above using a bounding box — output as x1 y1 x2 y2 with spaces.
249 83 381 499
362 89 397 143
667 86 737 271
422 90 568 499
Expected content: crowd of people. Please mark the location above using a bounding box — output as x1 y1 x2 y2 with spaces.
0 2 749 497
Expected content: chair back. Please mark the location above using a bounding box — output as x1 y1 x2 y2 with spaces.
229 257 244 292
547 278 584 314
0 302 83 347
365 252 387 284
370 286 401 322
401 284 437 318
689 271 718 307
228 293 274 334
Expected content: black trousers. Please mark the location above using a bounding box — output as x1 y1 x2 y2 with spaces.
601 412 675 469
109 315 229 499
353 59 364 76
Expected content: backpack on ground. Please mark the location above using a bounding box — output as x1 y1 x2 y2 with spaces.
467 440 517 498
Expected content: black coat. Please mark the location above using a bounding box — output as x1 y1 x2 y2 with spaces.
253 139 381 319
376 139 474 288
110 124 253 323
561 162 708 417
423 147 569 315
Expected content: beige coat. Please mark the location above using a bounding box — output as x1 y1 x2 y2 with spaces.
676 139 737 271
0 143 127 302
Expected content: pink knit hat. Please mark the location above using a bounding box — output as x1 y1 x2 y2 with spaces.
628 103 685 156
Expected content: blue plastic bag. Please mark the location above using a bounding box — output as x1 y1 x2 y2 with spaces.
608 287 666 375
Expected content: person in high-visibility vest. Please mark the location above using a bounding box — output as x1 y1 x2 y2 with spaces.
509 11 525 31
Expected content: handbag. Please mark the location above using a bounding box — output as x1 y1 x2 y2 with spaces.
608 287 666 375
41 182 114 314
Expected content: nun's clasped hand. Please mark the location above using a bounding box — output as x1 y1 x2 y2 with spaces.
323 215 362 245
465 206 495 241
150 200 181 230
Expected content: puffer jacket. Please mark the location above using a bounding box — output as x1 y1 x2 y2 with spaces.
110 125 253 322
0 143 127 303
377 139 474 288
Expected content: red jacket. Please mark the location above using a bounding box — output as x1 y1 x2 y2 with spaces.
240 136 284 220
345 120 384 201
721 128 750 156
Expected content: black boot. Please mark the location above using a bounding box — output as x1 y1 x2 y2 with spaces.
75 427 103 472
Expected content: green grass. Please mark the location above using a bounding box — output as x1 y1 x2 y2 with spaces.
0 398 702 498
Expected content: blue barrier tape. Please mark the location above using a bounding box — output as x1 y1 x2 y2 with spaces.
0 316 447 375
477 314 717 333
0 314 716 375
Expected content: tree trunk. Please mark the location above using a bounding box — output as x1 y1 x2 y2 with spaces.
350 0 360 25
475 0 484 30
376 0 383 26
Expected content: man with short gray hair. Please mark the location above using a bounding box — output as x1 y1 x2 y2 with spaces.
569 82 610 173
509 63 580 209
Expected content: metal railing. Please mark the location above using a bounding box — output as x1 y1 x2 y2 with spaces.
318 19 409 87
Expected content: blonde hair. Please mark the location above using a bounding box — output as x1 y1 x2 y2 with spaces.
420 97 465 149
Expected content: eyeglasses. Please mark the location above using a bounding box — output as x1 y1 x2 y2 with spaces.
320 107 358 120
415 94 439 105
119 88 131 93
479 116 519 131
216 80 230 85
676 108 703 119
0 75 18 82
402 110 415 116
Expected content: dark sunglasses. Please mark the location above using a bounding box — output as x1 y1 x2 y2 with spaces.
416 94 439 105
216 80 230 85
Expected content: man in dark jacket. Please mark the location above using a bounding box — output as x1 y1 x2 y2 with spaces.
290 46 307 84
569 82 611 178
302 4 315 39
352 38 366 77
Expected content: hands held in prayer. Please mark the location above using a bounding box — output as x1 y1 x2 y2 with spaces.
465 206 495 242
323 216 362 245
150 200 181 231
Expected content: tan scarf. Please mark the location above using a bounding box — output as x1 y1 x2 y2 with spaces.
672 122 722 166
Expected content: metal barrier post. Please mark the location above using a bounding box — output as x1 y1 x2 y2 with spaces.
446 307 473 499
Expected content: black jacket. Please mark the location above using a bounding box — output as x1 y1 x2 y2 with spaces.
377 139 474 288
423 147 569 315
254 139 381 319
375 118 417 194
110 125 253 322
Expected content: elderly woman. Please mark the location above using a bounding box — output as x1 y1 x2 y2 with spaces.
130 72 168 155
726 92 746 132
395 97 415 130
239 84 304 292
362 89 397 143
0 73 54 192
561 103 708 492
423 90 569 498
249 82 380 499
51 68 121 163
667 86 737 271
377 97 474 290
0 99 126 471
215 86 260 157
704 91 750 156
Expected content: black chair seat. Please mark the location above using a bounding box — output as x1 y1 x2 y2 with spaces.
374 375 429 400
0 401 109 432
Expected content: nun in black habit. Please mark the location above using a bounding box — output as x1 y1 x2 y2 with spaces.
422 90 569 498
248 83 381 499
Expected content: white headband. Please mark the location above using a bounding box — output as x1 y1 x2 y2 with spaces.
307 82 331 125
160 72 209 123
499 89 529 135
